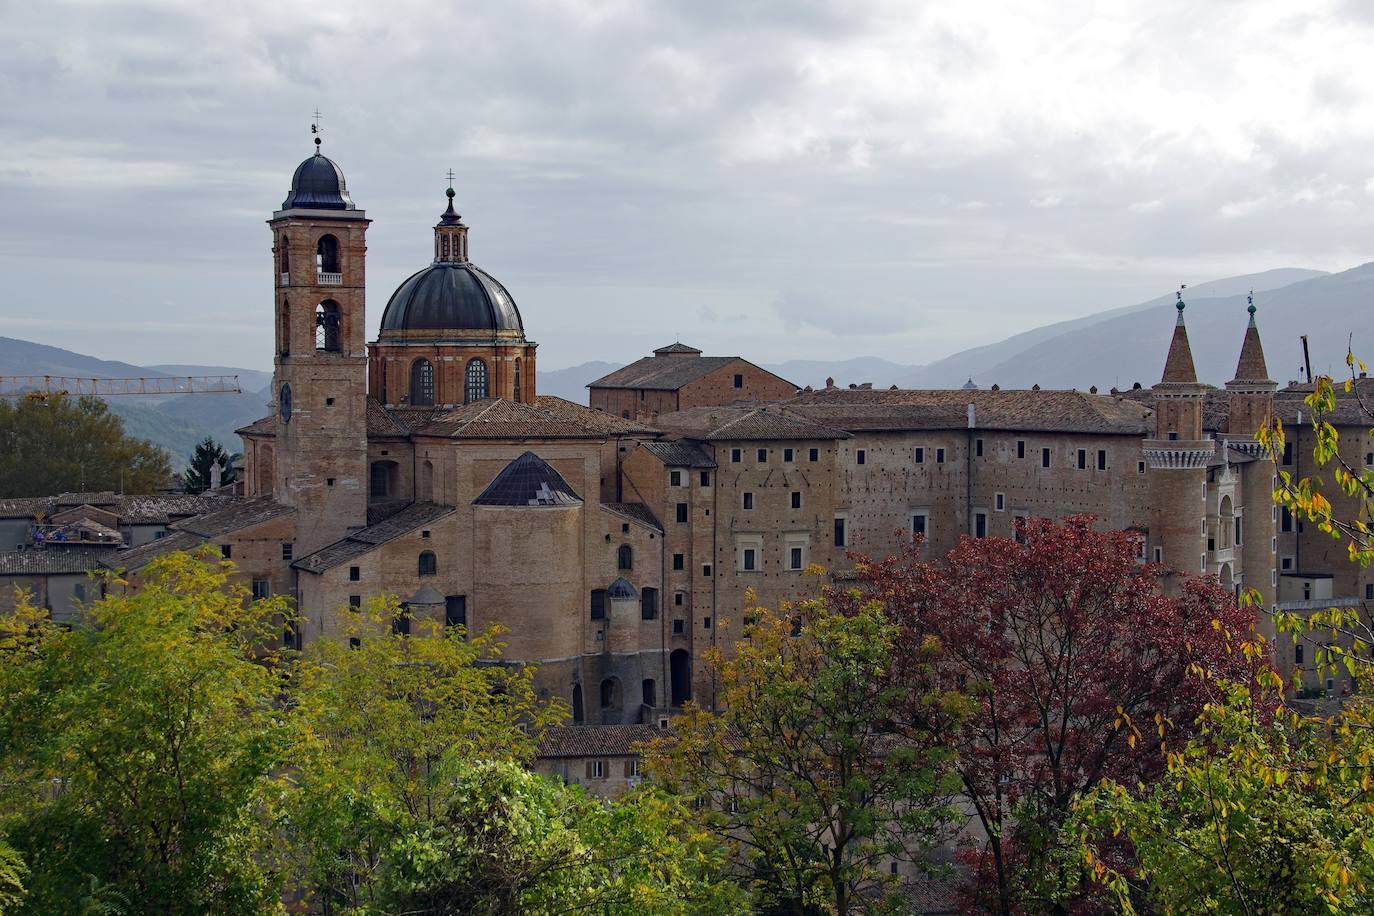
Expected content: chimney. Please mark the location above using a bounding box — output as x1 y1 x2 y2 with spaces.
967 403 976 429
210 462 223 490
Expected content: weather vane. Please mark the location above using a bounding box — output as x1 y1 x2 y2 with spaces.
311 109 323 151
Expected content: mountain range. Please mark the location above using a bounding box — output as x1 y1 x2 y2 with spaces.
2 262 1367 463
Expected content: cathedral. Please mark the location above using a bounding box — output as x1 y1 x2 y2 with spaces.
8 140 1368 748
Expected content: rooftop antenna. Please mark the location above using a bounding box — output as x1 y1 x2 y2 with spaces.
311 108 323 153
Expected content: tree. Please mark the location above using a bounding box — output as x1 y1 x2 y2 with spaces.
182 436 237 494
855 516 1256 914
0 839 25 912
644 586 963 915
0 393 171 497
0 550 295 914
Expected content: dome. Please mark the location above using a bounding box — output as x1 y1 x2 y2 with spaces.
280 152 356 211
379 262 524 334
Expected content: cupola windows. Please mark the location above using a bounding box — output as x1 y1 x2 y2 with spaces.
465 358 488 403
410 358 435 406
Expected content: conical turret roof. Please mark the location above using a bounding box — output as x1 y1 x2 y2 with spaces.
1230 303 1272 384
1159 299 1199 386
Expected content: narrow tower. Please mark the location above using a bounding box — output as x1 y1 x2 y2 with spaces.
1226 293 1279 609
1143 291 1214 583
268 129 371 554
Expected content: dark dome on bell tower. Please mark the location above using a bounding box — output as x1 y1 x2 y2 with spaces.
281 146 357 211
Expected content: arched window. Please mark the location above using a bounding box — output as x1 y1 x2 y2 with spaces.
572 684 584 724
410 358 435 406
617 544 633 570
316 234 340 275
418 551 437 577
315 301 341 352
513 357 523 403
599 677 621 709
279 298 290 356
465 358 488 404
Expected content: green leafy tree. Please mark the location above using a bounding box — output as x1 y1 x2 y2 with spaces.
182 435 237 494
644 586 963 915
0 393 171 497
0 839 26 912
0 550 295 914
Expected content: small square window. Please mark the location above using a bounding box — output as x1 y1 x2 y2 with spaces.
421 529 431 539
783 448 794 462
349 637 361 649
808 448 819 462
673 618 686 634
327 477 336 487
349 595 361 608
674 592 685 606
673 553 684 570
622 523 630 533
857 449 866 465
349 566 360 582
325 397 335 406
791 491 801 509
731 448 742 463
670 470 683 487
757 448 768 462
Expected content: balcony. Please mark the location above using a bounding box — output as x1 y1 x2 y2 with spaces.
317 271 342 286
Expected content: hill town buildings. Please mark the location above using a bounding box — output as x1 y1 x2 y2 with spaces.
4 142 1372 755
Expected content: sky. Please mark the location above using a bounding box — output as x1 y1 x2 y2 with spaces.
3 0 1374 372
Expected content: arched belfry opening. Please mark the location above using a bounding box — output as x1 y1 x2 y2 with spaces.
410 358 435 406
316 234 340 277
278 235 290 282
316 301 341 352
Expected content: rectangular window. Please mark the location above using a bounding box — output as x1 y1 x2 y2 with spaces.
221 544 232 559
674 591 684 606
281 542 293 561
1097 449 1107 470
669 470 682 486
911 512 928 537
590 589 607 620
975 438 984 457
790 491 801 509
1235 516 1243 546
784 448 794 462
445 595 467 629
974 512 988 538
1366 584 1374 600
1281 507 1293 532
349 566 360 582
936 448 945 464
731 448 742 463
1138 461 1146 475
251 578 270 600
626 758 640 778
349 595 361 608
1017 440 1026 459
733 373 743 388
676 502 688 523
1296 643 1304 665
673 553 684 570
700 470 711 486
808 448 819 462
742 492 754 510
702 564 712 577
1281 556 1294 571
743 549 757 571
834 515 847 548
1077 449 1087 470
641 587 658 620
1153 546 1163 563
995 492 1005 512
588 760 606 779
789 546 803 570
673 618 686 634
1282 442 1294 466
1042 448 1051 468
914 447 925 464
757 448 768 462
349 636 361 649
703 616 713 629
857 449 866 465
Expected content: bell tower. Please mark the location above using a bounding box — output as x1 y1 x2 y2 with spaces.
1143 290 1213 584
268 129 370 554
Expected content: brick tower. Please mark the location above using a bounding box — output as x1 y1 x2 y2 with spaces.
268 136 370 554
1225 294 1278 608
1143 292 1213 583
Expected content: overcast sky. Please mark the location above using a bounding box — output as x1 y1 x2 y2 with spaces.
3 0 1373 372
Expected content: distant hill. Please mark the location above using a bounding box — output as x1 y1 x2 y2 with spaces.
537 361 620 405
0 337 271 469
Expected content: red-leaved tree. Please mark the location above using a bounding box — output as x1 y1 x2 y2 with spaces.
853 515 1258 914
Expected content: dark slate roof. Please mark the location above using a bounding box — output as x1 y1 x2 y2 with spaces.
607 576 637 599
293 502 454 573
590 355 764 391
473 452 582 507
786 388 1153 435
537 724 663 758
172 498 293 538
640 440 717 468
653 405 850 441
379 262 523 334
1274 378 1374 426
104 531 207 571
653 342 703 355
0 547 118 575
602 502 662 531
280 152 357 211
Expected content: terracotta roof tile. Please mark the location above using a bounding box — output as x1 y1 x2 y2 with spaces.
653 405 850 441
408 396 655 440
537 724 664 758
787 388 1153 435
1160 315 1200 385
104 531 207 571
639 440 717 468
0 547 118 575
294 502 454 573
172 498 293 538
589 355 740 391
1231 318 1272 383
603 502 662 530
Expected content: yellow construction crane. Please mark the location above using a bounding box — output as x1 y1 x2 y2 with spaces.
0 375 242 397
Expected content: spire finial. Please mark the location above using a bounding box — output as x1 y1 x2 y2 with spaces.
311 108 323 154
1176 283 1187 312
1247 289 1256 317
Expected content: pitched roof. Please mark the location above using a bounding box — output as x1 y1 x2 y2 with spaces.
104 531 207 571
402 397 653 440
639 440 717 468
653 342 703 355
172 498 293 538
653 405 850 441
0 497 56 519
590 352 798 393
293 502 455 573
602 502 662 531
0 493 226 524
787 387 1153 435
473 452 582 506
0 547 118 575
55 491 118 506
537 724 664 758
1274 378 1374 426
236 414 279 437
